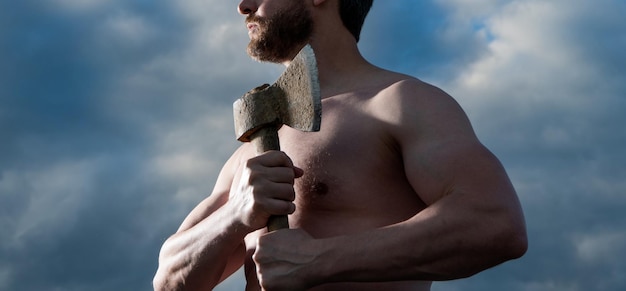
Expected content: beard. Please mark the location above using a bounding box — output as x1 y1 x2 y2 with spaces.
246 2 313 63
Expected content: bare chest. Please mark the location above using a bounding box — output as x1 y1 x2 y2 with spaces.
277 96 425 237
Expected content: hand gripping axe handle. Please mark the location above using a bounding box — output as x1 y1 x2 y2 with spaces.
233 44 321 232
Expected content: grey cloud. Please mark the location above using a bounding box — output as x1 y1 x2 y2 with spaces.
1 0 625 290
435 0 626 290
360 1 490 82
0 1 251 290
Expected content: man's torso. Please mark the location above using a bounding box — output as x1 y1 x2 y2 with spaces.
239 75 432 290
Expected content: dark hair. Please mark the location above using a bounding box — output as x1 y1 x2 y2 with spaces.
338 0 374 42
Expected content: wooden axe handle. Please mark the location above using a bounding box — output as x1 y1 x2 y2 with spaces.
250 124 289 232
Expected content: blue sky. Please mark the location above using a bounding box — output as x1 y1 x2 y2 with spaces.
1 0 625 290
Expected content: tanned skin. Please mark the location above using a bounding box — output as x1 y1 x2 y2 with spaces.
153 0 528 290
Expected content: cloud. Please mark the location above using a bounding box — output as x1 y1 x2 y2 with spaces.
361 1 489 81
431 0 626 290
0 0 282 289
575 231 626 265
49 0 111 13
98 11 157 47
1 0 625 290
6 161 95 244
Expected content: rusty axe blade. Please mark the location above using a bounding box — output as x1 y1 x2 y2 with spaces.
232 44 321 231
233 44 321 143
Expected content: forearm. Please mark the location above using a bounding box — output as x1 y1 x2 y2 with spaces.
153 204 250 291
310 195 527 284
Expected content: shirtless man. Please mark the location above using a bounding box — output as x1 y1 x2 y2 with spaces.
153 0 528 290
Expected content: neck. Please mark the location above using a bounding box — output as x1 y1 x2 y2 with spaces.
282 1 378 98
284 29 376 98
306 36 381 99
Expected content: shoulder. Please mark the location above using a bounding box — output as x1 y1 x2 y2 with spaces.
225 144 256 174
375 75 460 114
207 143 256 200
366 72 456 112
176 143 255 232
368 74 475 142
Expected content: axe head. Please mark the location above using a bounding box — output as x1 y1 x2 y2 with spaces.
234 44 322 142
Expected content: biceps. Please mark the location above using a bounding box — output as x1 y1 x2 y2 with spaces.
404 140 515 206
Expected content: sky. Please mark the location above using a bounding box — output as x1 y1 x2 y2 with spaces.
1 0 625 290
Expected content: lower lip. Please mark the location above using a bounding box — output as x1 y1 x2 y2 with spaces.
248 25 259 37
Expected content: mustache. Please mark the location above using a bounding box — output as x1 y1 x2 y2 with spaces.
246 14 270 25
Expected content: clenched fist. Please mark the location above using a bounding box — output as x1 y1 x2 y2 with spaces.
254 229 324 291
228 150 304 231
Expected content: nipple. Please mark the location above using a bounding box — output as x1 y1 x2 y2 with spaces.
311 182 329 195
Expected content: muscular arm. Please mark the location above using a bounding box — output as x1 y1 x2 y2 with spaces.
312 142 527 282
254 80 528 288
153 145 302 290
153 149 248 291
327 80 526 280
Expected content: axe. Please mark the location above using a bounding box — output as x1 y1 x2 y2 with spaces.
233 44 322 232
